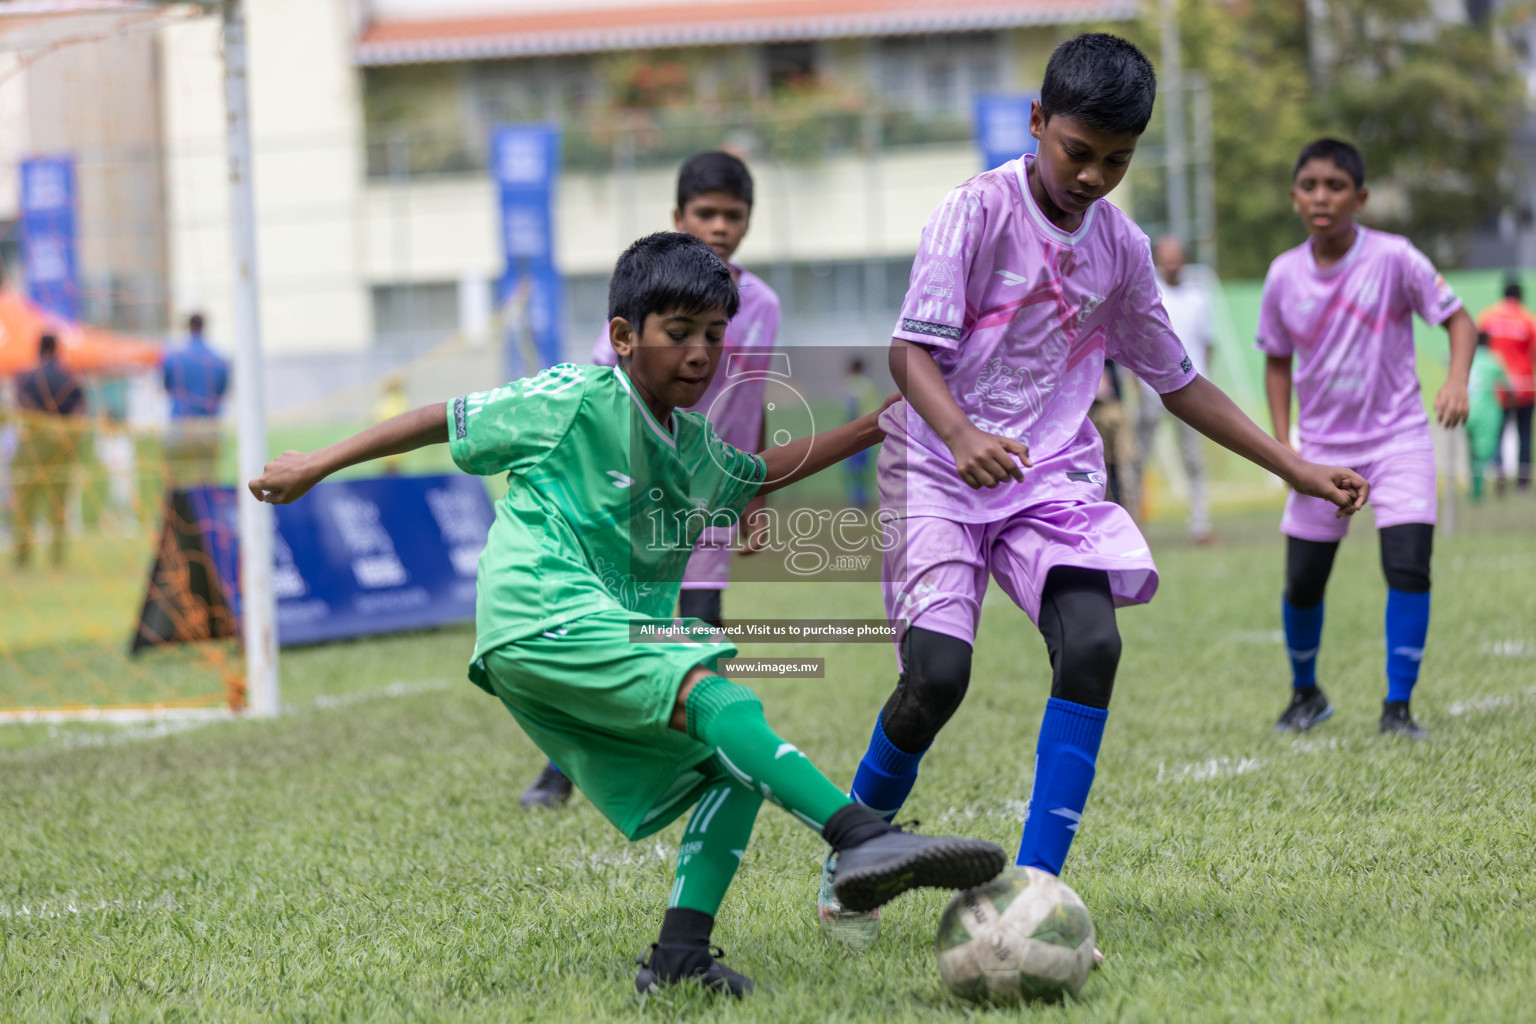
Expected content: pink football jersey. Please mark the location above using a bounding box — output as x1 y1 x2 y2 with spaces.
881 156 1196 522
1257 226 1462 460
590 265 780 454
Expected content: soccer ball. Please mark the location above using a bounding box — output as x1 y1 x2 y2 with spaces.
935 866 1096 1004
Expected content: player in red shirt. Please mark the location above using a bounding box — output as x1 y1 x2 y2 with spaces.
1475 278 1536 489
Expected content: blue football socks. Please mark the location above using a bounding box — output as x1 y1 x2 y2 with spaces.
1385 588 1430 704
849 715 926 822
1283 599 1325 689
1016 698 1107 875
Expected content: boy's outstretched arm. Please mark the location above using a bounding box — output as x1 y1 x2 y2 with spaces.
890 338 1031 488
1163 376 1369 518
1434 308 1476 428
1264 355 1294 450
756 396 896 496
248 403 449 505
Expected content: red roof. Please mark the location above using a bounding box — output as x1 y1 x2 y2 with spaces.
356 0 1136 65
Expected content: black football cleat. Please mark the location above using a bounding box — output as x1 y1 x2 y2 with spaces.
634 943 755 998
1275 686 1333 733
518 762 573 810
830 824 1006 914
1379 701 1427 739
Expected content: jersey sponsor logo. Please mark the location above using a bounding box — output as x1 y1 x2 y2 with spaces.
994 269 1030 287
453 396 468 439
1067 471 1107 486
901 317 961 340
1180 356 1194 375
922 260 958 299
607 470 634 488
966 357 1043 417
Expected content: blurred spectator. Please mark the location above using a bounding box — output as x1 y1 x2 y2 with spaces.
374 374 410 476
843 357 882 509
162 312 229 486
1475 277 1535 490
1134 236 1215 543
1088 361 1135 509
93 377 137 531
1467 331 1511 501
13 333 86 568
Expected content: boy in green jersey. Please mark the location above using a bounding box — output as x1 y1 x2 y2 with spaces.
1468 330 1512 500
249 232 1006 997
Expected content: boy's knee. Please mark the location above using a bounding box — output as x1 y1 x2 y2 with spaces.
1052 619 1121 710
1380 523 1433 593
673 669 758 735
904 628 972 714
881 628 972 751
1285 536 1339 607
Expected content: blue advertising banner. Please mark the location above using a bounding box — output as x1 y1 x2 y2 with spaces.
493 124 563 377
19 155 78 321
136 475 494 650
972 95 1038 172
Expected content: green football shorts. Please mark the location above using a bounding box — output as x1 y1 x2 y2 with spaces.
471 609 737 840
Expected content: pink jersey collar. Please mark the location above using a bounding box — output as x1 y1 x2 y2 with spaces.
1015 155 1099 248
1305 225 1371 278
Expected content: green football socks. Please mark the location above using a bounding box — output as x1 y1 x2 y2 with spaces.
668 773 761 915
685 676 852 832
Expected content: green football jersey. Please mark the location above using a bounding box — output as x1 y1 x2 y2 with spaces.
448 363 765 664
1468 347 1511 436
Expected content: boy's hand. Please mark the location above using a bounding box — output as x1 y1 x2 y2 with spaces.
1433 380 1470 429
945 425 1032 489
737 496 769 556
1290 462 1370 518
249 450 323 505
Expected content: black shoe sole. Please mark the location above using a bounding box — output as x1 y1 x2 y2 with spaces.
519 785 573 810
1275 703 1333 733
833 839 1005 914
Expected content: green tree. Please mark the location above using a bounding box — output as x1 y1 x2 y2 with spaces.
1129 0 1522 277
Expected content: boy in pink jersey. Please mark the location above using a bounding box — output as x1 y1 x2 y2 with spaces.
818 34 1369 948
1259 138 1474 740
522 150 781 809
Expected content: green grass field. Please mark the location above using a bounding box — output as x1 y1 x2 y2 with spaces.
3 500 1534 1022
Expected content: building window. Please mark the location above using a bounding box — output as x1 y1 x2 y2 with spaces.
765 42 818 92
371 282 460 354
877 33 1001 115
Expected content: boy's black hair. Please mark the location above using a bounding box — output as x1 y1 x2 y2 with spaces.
1293 138 1366 188
1504 274 1522 300
38 332 58 358
608 232 740 337
676 151 753 210
1039 33 1157 136
189 312 205 333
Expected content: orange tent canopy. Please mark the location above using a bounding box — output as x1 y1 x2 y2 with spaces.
0 287 162 377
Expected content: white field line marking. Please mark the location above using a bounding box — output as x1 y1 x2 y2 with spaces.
3 679 458 761
1485 639 1534 658
1156 755 1264 784
1227 629 1286 645
1447 685 1536 717
1446 553 1536 574
0 893 180 922
304 678 454 712
585 842 673 870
